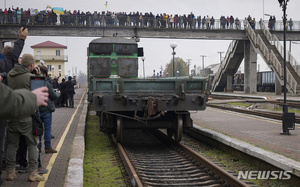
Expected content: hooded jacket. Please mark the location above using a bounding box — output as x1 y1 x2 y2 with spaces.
39 80 60 113
8 64 31 91
7 64 32 121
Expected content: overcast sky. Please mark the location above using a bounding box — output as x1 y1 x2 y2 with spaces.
3 0 300 77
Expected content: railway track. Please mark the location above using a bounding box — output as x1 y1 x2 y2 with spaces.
207 104 300 123
211 95 300 108
113 129 250 187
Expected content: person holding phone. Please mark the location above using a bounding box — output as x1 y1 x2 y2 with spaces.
6 54 45 182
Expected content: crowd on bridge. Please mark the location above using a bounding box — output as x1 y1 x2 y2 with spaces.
0 6 295 30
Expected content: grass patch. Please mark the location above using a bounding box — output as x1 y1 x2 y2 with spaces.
267 107 300 113
84 114 124 187
227 102 252 107
182 134 294 187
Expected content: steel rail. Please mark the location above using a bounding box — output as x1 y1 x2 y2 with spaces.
112 135 143 187
207 104 300 123
154 130 250 187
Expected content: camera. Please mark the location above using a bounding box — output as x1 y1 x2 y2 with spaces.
0 72 7 79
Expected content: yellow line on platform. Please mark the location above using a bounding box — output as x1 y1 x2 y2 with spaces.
38 90 86 187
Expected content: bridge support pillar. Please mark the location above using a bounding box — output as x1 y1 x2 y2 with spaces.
244 40 257 94
275 75 281 95
227 75 233 92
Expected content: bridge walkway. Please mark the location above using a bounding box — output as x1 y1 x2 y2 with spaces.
212 22 300 94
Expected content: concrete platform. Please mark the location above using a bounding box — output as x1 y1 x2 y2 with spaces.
0 87 87 187
212 91 300 101
191 107 300 178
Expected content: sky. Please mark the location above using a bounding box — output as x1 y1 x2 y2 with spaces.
2 0 300 77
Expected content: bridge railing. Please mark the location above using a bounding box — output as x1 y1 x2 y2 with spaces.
245 21 256 45
288 51 300 75
270 50 283 78
262 22 300 78
286 68 297 93
272 35 284 57
257 34 270 62
212 40 237 90
2 14 300 30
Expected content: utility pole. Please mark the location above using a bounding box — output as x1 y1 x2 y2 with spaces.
217 51 224 63
200 55 206 76
186 59 192 76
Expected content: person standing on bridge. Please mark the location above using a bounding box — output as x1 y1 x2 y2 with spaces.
289 18 293 31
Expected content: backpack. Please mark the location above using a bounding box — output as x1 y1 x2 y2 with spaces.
32 110 44 136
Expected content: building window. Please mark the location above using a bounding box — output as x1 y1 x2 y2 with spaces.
37 51 41 60
47 65 52 72
58 65 61 71
56 50 60 56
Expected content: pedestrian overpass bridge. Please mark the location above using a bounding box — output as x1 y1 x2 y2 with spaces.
1 23 300 94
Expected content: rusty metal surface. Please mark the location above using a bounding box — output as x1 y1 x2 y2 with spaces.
113 135 143 187
118 58 138 77
117 129 249 186
155 130 250 187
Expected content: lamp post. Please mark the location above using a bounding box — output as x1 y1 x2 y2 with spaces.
200 55 206 76
51 65 55 76
279 0 294 135
186 59 192 76
170 42 177 77
176 70 179 78
141 57 145 79
217 52 224 63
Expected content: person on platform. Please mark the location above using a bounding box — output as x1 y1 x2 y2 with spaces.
0 27 28 184
60 78 68 107
65 76 76 108
0 77 49 119
6 54 45 182
38 65 60 154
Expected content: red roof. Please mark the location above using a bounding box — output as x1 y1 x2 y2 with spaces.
31 41 67 49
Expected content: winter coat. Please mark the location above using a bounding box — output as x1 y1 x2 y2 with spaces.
0 39 25 76
7 64 33 122
65 80 76 94
39 80 60 113
0 82 36 120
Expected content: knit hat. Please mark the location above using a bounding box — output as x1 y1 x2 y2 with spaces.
21 54 35 67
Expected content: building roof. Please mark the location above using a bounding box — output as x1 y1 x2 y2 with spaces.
31 41 67 49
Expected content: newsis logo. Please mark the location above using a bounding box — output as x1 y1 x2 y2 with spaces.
237 171 292 180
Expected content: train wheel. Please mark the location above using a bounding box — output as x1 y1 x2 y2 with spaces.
114 116 122 143
167 128 174 137
174 114 183 142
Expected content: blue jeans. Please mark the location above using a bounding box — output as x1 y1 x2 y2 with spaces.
39 112 52 148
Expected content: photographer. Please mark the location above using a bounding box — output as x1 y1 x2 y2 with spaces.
0 76 49 119
6 53 45 182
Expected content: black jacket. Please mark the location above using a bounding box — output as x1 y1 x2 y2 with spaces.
0 39 24 74
65 80 76 94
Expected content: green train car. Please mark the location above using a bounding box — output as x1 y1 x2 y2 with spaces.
88 36 209 142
